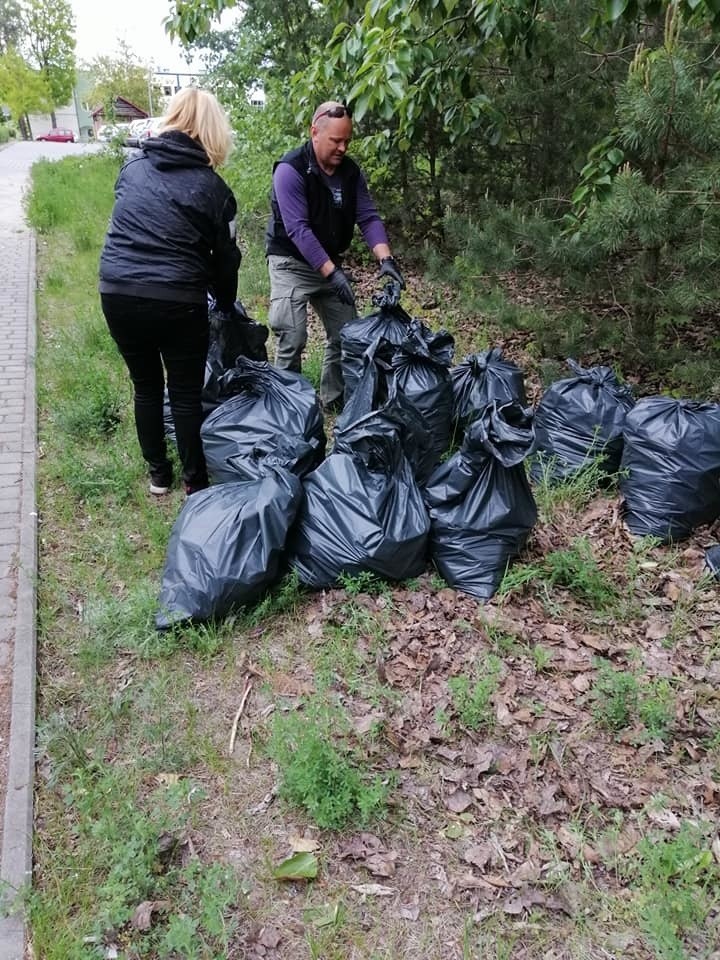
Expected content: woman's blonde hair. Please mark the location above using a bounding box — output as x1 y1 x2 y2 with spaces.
160 87 233 169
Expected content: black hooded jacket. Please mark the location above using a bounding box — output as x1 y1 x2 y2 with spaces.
99 130 240 310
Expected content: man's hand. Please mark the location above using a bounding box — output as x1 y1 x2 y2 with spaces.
378 256 405 288
327 267 355 306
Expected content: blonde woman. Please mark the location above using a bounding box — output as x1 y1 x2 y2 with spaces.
99 87 240 496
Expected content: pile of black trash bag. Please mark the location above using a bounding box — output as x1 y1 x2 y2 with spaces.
156 443 304 629
531 359 720 542
155 284 720 629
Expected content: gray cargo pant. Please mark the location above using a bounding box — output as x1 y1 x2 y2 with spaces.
267 254 355 406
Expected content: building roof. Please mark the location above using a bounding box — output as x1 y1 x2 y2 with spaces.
92 95 148 120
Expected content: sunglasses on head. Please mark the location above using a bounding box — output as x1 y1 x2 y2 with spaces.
313 104 353 123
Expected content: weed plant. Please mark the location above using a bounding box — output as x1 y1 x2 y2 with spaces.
268 701 389 829
628 824 720 960
592 660 675 738
499 537 618 610
448 655 501 731
543 538 618 609
531 455 613 521
27 771 241 958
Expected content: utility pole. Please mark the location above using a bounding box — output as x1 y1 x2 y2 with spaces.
147 64 154 115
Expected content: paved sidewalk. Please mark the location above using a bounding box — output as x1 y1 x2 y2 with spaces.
0 142 38 960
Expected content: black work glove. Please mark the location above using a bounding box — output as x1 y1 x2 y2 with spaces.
327 267 355 306
378 256 405 288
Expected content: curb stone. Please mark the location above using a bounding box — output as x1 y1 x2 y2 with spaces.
0 225 37 959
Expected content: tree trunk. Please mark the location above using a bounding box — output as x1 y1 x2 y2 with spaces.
50 109 57 126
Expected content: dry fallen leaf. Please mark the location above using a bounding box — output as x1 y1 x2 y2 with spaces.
445 789 474 813
503 887 571 915
131 900 171 931
462 843 492 870
350 883 395 896
365 852 399 878
289 835 321 853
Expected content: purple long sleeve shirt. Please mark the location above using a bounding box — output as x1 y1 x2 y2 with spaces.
272 161 389 271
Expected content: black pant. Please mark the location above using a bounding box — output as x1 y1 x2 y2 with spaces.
101 294 209 488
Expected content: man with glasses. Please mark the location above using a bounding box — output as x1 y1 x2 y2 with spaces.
265 100 404 412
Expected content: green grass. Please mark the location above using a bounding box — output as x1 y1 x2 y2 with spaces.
626 824 720 960
499 536 618 610
591 659 676 739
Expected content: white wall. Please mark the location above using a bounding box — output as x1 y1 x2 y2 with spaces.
28 104 80 140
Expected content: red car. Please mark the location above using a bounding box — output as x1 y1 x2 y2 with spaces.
36 128 75 143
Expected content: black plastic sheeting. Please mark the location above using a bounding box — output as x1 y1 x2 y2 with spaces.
424 401 537 600
200 358 326 483
530 359 635 483
288 409 430 589
156 459 302 628
620 397 720 543
451 348 527 430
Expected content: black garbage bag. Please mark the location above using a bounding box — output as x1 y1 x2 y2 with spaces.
335 342 436 484
705 545 720 581
156 454 303 628
340 284 439 404
209 298 268 368
424 401 537 600
530 359 635 483
620 397 720 543
392 322 455 468
288 409 430 588
202 300 269 413
451 348 527 430
201 358 326 484
164 300 269 440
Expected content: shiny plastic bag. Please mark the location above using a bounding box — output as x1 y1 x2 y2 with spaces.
156 459 302 628
531 359 634 483
451 348 527 430
424 402 537 600
288 409 430 588
620 397 720 542
201 358 325 483
340 284 453 407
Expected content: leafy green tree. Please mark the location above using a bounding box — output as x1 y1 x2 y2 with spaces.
564 11 720 343
0 46 51 135
0 0 23 53
22 0 76 126
86 41 158 116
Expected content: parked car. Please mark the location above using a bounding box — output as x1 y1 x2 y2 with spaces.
36 128 75 143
